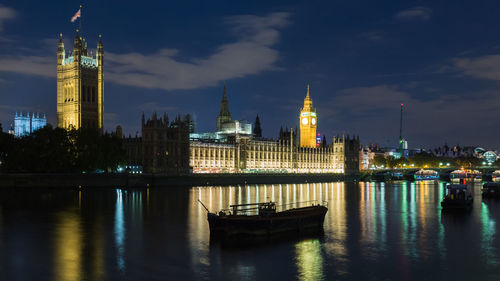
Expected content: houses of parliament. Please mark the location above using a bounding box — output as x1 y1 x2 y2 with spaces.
187 85 360 175
57 31 358 175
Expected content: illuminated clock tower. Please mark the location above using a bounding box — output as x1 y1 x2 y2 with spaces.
299 84 317 148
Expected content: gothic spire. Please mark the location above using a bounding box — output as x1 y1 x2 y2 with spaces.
253 115 262 138
216 83 232 131
220 83 230 115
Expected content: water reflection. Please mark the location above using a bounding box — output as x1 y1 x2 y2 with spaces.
295 239 324 281
115 189 125 271
323 182 347 276
55 211 82 281
480 201 496 266
2 182 500 280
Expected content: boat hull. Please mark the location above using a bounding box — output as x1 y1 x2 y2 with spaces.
208 205 328 239
441 198 473 210
482 189 500 198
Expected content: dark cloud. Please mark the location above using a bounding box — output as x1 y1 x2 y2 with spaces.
138 102 177 114
0 5 16 32
0 12 292 92
320 85 500 149
105 12 291 91
0 55 53 77
453 54 500 81
395 7 432 22
360 31 384 42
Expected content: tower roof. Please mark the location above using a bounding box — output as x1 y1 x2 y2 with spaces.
219 83 231 116
302 84 314 111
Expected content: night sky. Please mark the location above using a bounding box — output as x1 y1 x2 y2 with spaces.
1 1 500 150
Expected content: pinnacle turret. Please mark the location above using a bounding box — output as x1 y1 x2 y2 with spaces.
216 84 232 131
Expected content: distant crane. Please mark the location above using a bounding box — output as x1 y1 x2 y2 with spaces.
399 103 406 158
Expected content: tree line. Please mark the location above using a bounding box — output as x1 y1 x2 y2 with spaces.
0 125 126 173
372 151 499 169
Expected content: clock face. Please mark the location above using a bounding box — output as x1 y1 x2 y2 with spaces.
302 117 308 125
312 118 316 125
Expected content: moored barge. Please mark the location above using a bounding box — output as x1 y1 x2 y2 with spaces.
482 182 500 198
441 184 473 210
201 201 328 239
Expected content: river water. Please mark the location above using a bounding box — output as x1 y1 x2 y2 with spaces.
0 181 499 280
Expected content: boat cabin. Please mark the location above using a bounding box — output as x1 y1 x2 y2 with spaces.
414 169 439 180
450 169 482 182
229 202 277 216
445 184 470 200
492 170 500 181
483 182 500 197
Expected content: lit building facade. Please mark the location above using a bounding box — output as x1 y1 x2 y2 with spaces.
189 130 359 174
300 85 317 148
188 85 359 175
57 31 104 131
14 113 30 137
14 112 47 137
123 84 360 175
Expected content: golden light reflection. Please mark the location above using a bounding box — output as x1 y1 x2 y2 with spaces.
323 182 348 275
91 218 106 281
417 182 428 258
189 183 334 278
295 239 324 281
408 182 418 259
54 211 82 281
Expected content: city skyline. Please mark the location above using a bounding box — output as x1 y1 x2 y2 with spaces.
1 1 500 150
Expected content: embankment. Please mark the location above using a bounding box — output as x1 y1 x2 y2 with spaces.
0 173 357 188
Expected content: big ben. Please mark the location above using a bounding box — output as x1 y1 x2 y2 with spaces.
299 84 317 147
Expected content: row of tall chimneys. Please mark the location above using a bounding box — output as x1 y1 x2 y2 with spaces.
15 112 46 119
333 135 360 142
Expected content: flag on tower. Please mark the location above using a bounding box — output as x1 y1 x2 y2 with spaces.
71 9 81 22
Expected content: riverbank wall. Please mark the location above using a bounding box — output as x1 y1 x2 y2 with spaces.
0 173 354 188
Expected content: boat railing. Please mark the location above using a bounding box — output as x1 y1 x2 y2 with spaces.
276 200 328 211
221 200 328 215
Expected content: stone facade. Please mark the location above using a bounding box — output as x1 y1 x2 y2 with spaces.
141 113 190 174
57 31 103 131
190 129 359 175
122 113 190 175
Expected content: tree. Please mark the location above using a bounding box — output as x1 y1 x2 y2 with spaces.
373 155 386 167
0 126 126 173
